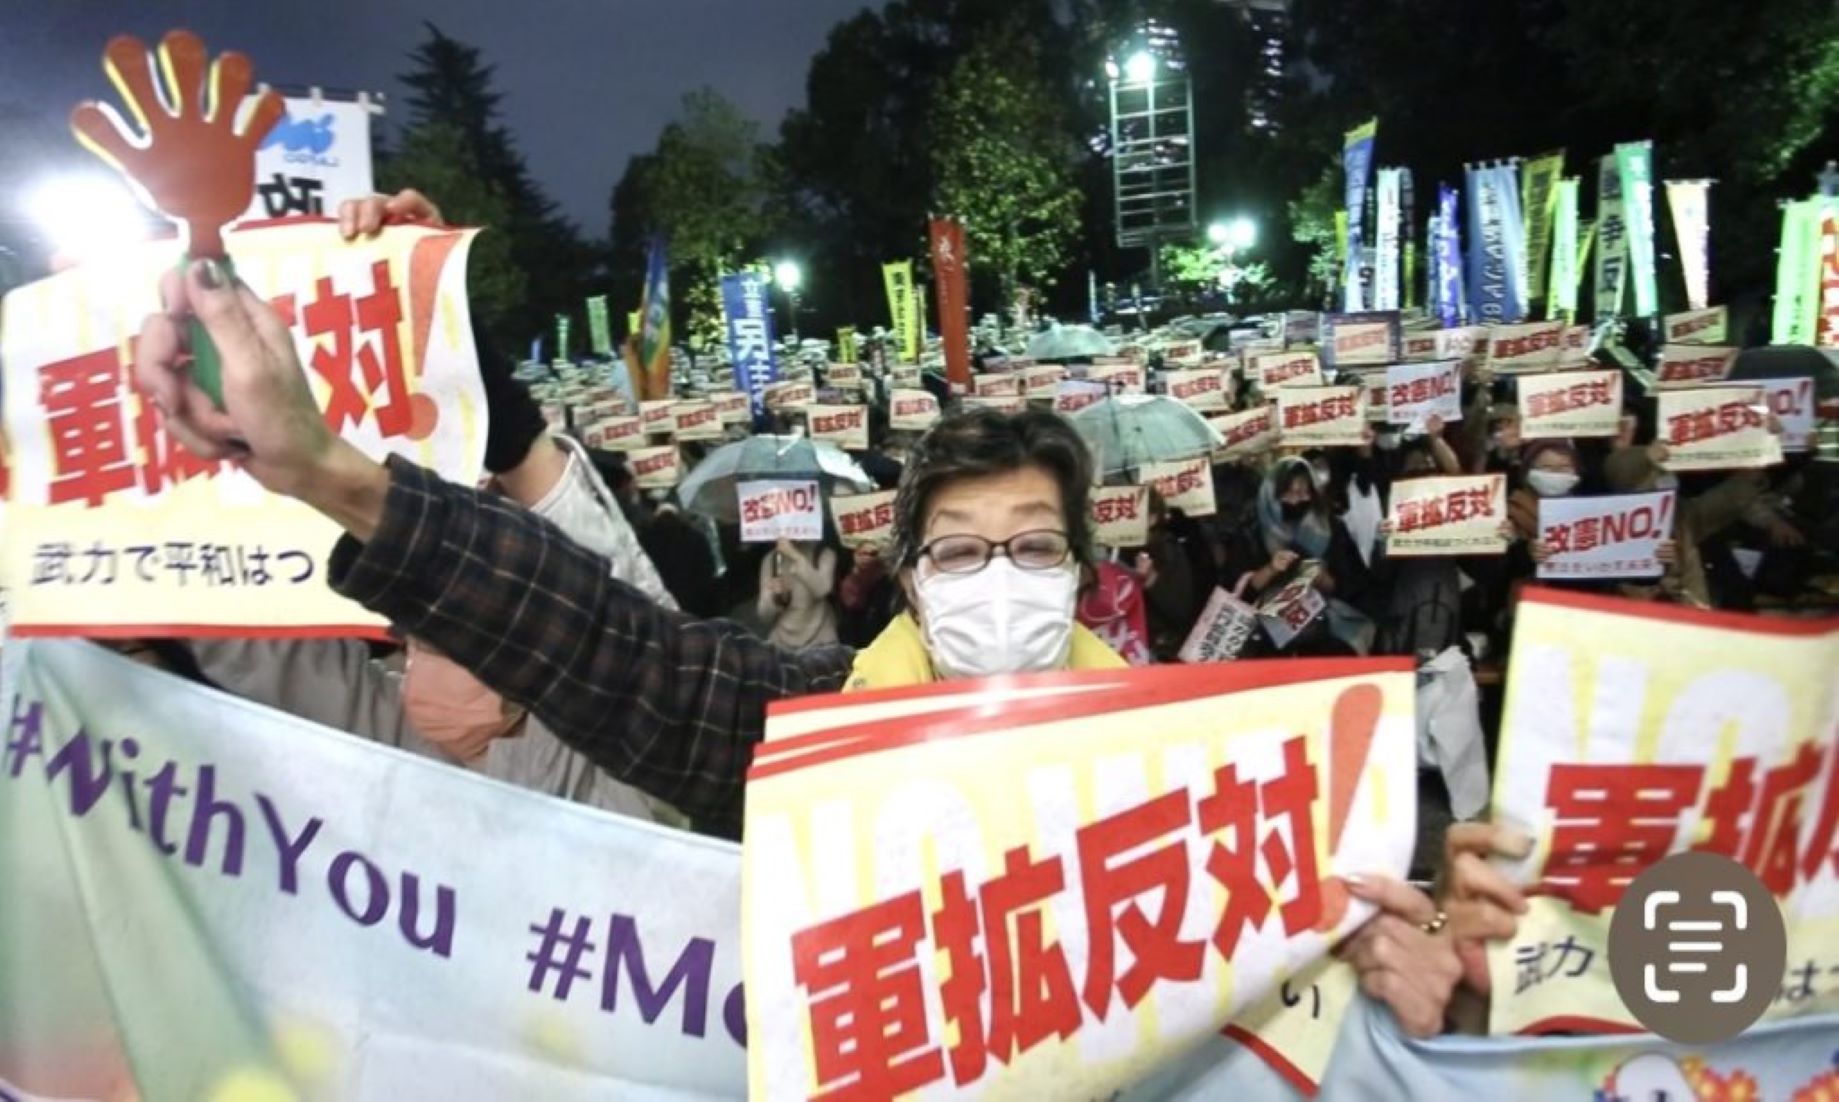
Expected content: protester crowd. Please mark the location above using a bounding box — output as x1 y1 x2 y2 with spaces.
94 188 1834 1055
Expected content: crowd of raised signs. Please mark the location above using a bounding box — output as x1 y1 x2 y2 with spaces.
507 305 1834 855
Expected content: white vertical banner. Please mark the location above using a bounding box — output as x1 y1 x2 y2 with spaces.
1373 169 1403 311
1664 180 1714 312
242 95 378 221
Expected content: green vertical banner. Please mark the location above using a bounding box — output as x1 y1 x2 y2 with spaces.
1615 140 1659 317
628 309 641 336
1547 178 1580 319
1522 150 1565 313
836 326 858 364
1774 199 1824 345
555 313 572 362
882 261 920 361
1593 155 1628 320
586 295 612 356
1333 209 1349 274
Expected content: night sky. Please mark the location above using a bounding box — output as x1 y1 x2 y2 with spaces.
0 0 872 232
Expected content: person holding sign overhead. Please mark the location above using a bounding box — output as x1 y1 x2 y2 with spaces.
129 212 1470 1044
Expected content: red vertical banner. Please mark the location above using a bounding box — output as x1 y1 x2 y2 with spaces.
1819 214 1839 348
930 217 972 392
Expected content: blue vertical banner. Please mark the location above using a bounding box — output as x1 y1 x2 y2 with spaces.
1437 184 1465 328
1342 119 1378 311
1495 163 1530 322
721 272 777 415
1466 165 1509 323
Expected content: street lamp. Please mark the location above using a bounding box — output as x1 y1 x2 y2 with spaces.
1208 217 1256 251
25 173 151 267
1124 50 1157 84
773 259 804 342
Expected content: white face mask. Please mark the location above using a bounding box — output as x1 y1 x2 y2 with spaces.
916 557 1078 680
1654 473 1680 492
1527 469 1580 497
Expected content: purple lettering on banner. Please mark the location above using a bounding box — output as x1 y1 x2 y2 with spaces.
5 697 46 778
114 736 144 832
46 731 115 817
723 983 748 1046
183 765 246 876
144 761 190 856
256 792 322 895
329 851 389 926
600 912 715 1038
397 872 457 958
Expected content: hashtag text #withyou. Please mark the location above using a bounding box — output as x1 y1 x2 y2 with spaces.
5 695 457 959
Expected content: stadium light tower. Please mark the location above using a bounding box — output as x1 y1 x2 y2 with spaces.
1105 20 1195 295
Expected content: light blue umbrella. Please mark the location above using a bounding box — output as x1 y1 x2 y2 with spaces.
675 434 874 523
1026 323 1117 361
1070 395 1223 480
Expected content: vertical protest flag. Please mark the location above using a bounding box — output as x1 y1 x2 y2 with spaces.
1521 151 1565 314
1466 165 1512 323
1342 119 1378 311
635 235 673 400
1772 199 1821 345
1436 184 1465 328
836 326 858 364
1594 154 1629 321
1821 212 1839 348
1547 178 1581 319
722 272 778 416
929 217 972 392
554 312 571 363
586 294 612 357
1495 163 1530 322
1373 168 1403 310
882 261 921 362
1615 141 1659 317
1400 169 1418 309
1665 180 1714 311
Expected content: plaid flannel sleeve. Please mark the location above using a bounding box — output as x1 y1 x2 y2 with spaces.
329 457 855 835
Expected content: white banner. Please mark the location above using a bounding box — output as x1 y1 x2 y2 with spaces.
1382 361 1462 428
1055 380 1109 416
1384 475 1507 557
0 640 747 1100
1208 405 1280 460
1516 370 1623 439
1374 168 1402 310
1139 456 1216 517
1719 376 1818 452
1088 363 1146 393
641 399 677 435
972 373 1022 399
1021 365 1068 398
1178 585 1260 663
714 391 754 425
1250 350 1324 391
1661 306 1728 345
830 490 898 549
1535 492 1675 580
1166 368 1228 410
805 405 869 451
1664 180 1713 311
1653 344 1738 390
1277 386 1367 446
672 401 723 441
244 95 377 221
1657 387 1783 471
889 389 940 432
1483 321 1565 374
738 480 824 543
632 444 682 489
1091 485 1151 547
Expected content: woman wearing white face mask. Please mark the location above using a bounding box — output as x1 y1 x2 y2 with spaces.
847 410 1125 687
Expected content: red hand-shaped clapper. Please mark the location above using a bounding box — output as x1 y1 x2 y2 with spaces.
71 30 285 405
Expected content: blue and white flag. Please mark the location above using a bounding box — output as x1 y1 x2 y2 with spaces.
1436 184 1466 328
1466 166 1510 323
721 272 778 416
1342 120 1378 311
1494 163 1530 322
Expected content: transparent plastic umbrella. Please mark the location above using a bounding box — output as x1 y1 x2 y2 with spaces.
1026 324 1117 361
674 434 875 523
1070 395 1224 481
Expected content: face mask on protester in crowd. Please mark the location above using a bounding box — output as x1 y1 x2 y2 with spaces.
917 550 1077 679
1654 473 1680 492
1309 463 1332 490
1527 469 1580 497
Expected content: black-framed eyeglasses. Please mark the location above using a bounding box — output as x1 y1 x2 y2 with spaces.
915 529 1072 575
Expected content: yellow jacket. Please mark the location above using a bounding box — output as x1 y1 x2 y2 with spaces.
844 613 1125 692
